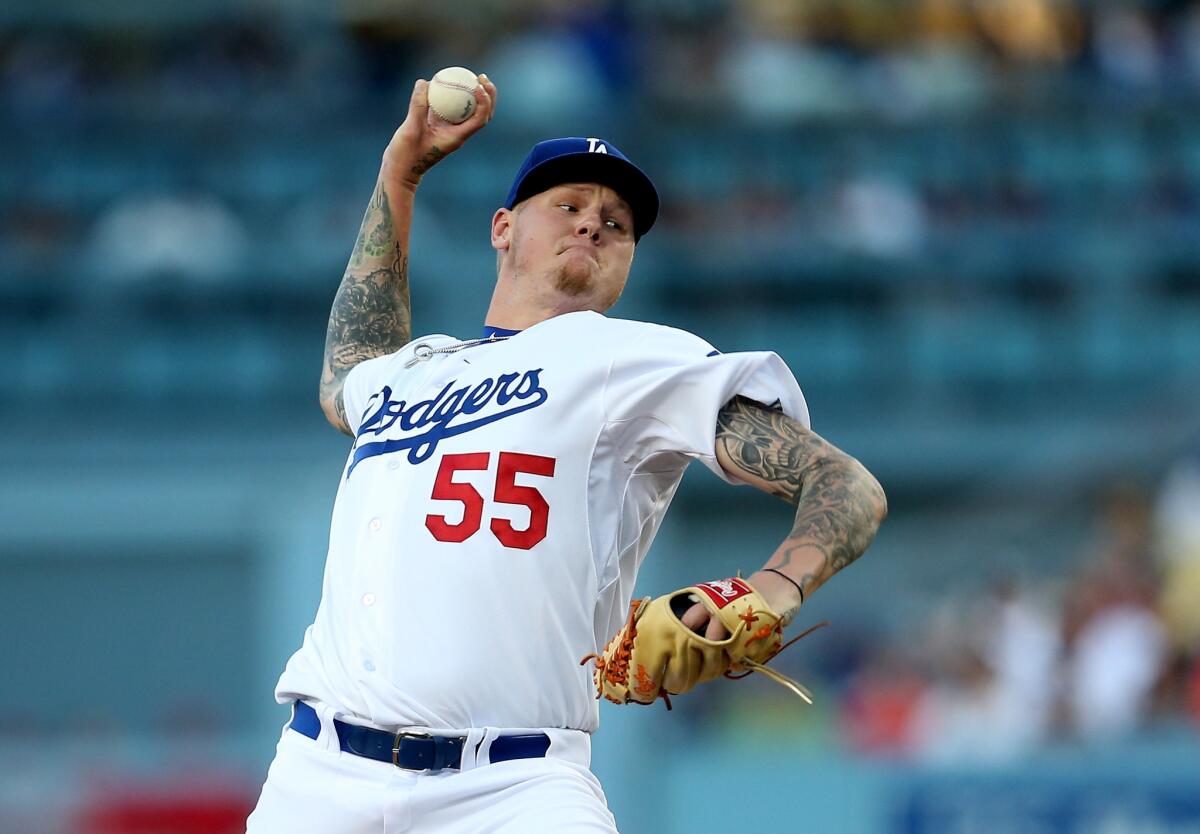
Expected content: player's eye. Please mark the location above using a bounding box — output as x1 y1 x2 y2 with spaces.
606 218 625 232
558 203 577 212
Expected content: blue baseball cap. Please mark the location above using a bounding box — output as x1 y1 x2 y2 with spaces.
503 137 659 241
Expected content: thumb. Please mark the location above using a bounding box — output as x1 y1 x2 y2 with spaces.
408 79 430 122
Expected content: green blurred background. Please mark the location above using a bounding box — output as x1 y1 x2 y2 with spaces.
1 0 1199 832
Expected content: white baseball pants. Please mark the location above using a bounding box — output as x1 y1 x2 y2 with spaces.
245 703 620 834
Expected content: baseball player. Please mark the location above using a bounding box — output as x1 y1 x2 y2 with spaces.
245 74 886 833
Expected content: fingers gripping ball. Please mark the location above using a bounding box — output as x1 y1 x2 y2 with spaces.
428 66 479 124
581 578 821 710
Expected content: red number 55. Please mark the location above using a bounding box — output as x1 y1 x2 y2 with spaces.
424 452 556 550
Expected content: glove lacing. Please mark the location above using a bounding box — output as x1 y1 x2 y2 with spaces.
724 619 830 705
580 597 674 709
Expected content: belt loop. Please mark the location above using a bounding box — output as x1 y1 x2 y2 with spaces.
457 728 490 772
314 702 341 753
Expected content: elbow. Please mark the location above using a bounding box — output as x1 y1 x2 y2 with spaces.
842 453 888 532
318 384 353 436
318 381 334 422
871 473 888 528
318 392 337 426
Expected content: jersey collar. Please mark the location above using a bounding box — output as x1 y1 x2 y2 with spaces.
482 325 523 339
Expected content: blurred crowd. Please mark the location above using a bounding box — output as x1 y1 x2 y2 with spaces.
841 441 1200 763
2 0 1200 291
5 0 1200 119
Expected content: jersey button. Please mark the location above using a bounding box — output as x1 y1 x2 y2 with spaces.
368 518 382 532
388 459 401 470
362 659 375 672
362 593 376 607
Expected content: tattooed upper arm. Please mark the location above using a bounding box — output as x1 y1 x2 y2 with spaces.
714 395 841 503
319 179 412 437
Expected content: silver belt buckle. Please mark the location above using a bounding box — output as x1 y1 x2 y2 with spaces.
392 731 434 771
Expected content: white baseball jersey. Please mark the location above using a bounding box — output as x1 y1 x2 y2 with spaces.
275 310 809 733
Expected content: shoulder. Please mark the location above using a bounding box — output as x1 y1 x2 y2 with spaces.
581 314 716 357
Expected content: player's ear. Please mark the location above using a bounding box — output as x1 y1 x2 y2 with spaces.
491 207 513 253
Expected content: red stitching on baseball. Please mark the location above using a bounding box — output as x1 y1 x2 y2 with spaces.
434 80 477 93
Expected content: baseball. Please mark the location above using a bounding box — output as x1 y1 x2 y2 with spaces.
428 66 479 124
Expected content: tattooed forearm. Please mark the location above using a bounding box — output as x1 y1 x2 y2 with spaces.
319 179 412 434
716 396 887 599
771 453 886 597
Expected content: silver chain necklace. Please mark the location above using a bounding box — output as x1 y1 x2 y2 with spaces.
403 335 512 369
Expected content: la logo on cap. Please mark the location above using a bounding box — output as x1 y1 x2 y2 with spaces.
503 135 659 239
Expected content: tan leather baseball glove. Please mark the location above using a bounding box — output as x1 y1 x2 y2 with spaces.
580 577 825 710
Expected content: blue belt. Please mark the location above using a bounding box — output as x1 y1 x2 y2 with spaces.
289 701 551 772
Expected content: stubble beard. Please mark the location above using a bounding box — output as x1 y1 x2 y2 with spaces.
554 255 595 298
507 233 593 297
509 236 624 311
555 257 626 311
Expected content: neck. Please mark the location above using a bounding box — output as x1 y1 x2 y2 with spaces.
484 275 600 331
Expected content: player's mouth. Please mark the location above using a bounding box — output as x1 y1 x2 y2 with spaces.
558 242 600 262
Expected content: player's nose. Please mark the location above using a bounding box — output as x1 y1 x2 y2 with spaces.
574 211 602 242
